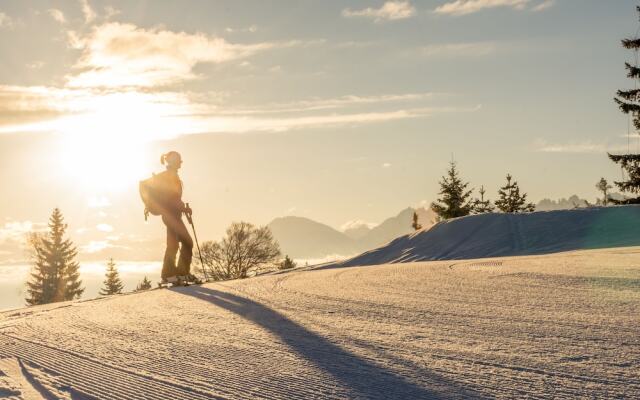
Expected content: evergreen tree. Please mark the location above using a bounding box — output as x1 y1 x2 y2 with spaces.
494 174 535 213
609 6 640 204
100 258 124 295
472 185 495 214
26 208 84 305
595 178 612 206
279 255 296 270
430 162 473 220
411 211 422 230
136 276 153 291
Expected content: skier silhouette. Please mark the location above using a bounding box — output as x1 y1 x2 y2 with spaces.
155 151 194 282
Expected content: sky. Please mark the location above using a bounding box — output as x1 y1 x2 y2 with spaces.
0 0 639 267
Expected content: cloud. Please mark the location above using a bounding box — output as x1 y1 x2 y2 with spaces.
434 0 529 16
0 221 40 241
534 139 628 154
81 240 112 253
0 12 15 28
0 85 71 127
418 42 497 57
340 220 377 231
342 1 416 22
88 196 111 208
0 80 478 140
0 85 478 139
532 0 555 12
224 93 436 114
66 22 295 88
103 6 121 19
225 25 258 33
79 0 96 24
96 223 114 232
48 8 66 24
26 61 45 69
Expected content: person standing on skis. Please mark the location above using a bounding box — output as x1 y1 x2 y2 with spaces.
154 151 195 283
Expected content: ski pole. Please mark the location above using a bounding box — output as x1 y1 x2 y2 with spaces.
185 203 208 282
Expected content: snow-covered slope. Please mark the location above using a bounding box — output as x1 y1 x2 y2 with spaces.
335 206 640 267
0 248 638 398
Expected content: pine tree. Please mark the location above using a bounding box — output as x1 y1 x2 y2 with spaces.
136 276 153 291
100 258 124 295
26 208 84 305
279 255 296 270
595 178 612 206
430 162 473 220
494 174 535 213
411 211 422 230
472 185 495 214
609 6 640 204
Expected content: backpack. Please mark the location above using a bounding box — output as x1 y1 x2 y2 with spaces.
139 174 162 220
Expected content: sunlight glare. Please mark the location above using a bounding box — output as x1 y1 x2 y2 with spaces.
54 91 194 193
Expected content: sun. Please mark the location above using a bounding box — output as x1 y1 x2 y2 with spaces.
53 91 188 194
57 133 148 193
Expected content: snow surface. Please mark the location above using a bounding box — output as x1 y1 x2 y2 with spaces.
0 247 638 399
334 206 640 268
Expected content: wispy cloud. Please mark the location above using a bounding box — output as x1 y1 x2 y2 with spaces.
534 139 628 154
48 8 66 24
222 93 437 114
532 0 555 12
0 13 477 141
0 79 477 140
434 0 529 16
225 25 258 33
418 42 497 57
340 220 377 231
96 223 114 232
79 0 96 24
81 240 112 253
66 22 313 88
0 12 15 29
103 6 121 20
342 1 416 22
0 221 43 241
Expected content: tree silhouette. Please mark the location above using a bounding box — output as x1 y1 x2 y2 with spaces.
200 222 281 280
472 185 495 214
100 258 124 295
494 174 535 213
431 162 473 220
26 208 84 305
609 6 640 204
595 178 612 206
279 255 296 270
411 211 422 230
136 276 153 291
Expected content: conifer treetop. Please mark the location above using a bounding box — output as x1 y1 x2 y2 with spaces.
100 258 124 296
609 5 640 203
430 162 474 220
494 174 535 213
26 208 84 305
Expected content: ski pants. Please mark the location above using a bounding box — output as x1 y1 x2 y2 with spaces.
161 212 193 278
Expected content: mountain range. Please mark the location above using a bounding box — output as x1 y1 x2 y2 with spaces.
268 207 436 260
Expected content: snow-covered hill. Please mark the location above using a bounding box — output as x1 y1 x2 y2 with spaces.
335 206 640 268
0 247 638 398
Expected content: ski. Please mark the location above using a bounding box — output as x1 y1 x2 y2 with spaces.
157 275 203 288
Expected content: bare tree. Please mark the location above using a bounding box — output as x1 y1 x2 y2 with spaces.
200 222 281 280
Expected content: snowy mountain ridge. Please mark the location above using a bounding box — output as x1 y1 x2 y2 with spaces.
333 205 640 267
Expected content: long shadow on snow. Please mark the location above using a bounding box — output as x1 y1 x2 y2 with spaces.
177 286 485 400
